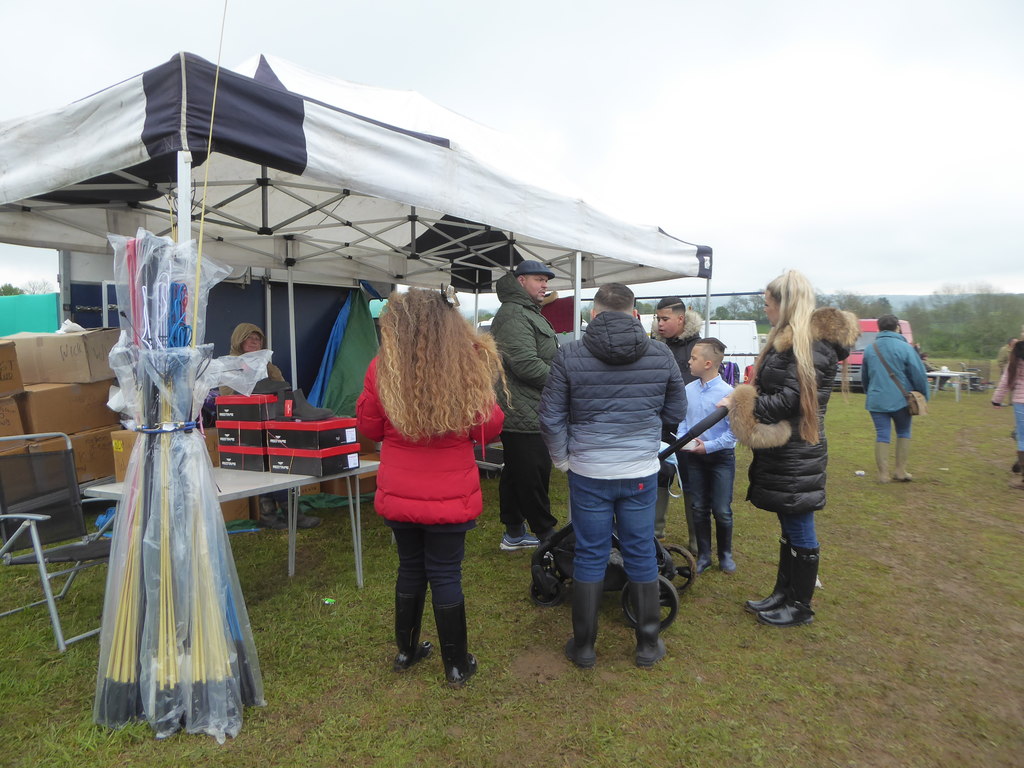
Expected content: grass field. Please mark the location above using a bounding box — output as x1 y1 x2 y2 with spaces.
1 386 1021 767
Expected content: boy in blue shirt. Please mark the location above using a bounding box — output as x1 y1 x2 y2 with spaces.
680 338 738 573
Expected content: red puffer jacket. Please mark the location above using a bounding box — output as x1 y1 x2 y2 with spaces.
356 358 504 525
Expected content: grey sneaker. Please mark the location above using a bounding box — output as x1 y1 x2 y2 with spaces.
500 530 541 551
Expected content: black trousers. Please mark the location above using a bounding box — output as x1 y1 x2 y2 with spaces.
392 527 467 606
498 431 557 536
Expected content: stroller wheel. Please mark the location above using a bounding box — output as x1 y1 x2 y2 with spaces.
620 575 680 631
530 578 566 607
662 544 698 595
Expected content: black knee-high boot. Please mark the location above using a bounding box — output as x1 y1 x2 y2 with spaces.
433 601 477 686
757 546 818 627
716 519 736 573
694 507 713 574
745 537 791 613
632 580 667 667
393 589 432 672
564 580 602 668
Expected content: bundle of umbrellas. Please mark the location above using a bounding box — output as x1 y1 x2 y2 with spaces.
93 229 265 742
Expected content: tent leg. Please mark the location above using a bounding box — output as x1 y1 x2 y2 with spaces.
175 151 192 245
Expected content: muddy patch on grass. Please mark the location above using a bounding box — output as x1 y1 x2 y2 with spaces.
509 647 566 683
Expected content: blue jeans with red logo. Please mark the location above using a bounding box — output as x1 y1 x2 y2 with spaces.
568 470 659 583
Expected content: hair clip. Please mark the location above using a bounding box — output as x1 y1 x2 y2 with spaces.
441 284 460 308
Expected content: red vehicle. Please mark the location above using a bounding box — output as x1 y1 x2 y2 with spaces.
843 318 914 390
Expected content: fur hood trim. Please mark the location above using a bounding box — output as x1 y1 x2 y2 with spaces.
728 383 793 449
681 309 703 341
770 307 859 353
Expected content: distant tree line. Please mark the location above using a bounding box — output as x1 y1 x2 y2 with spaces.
711 286 1023 359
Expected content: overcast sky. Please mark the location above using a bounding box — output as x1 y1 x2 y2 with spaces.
1 0 1021 301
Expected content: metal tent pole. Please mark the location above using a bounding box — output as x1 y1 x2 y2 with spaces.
704 276 712 337
175 151 192 245
573 251 583 340
287 242 297 389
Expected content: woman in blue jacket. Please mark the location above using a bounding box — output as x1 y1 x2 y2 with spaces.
861 315 930 482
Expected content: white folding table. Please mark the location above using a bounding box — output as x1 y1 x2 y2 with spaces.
84 461 379 587
925 370 971 402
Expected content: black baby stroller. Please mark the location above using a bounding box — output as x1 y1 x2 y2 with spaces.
529 406 729 630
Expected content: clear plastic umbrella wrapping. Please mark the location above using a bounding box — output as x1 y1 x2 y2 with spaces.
94 229 268 742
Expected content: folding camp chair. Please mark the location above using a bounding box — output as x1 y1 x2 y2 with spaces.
0 433 113 652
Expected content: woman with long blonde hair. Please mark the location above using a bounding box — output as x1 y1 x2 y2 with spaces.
356 288 505 686
720 270 858 627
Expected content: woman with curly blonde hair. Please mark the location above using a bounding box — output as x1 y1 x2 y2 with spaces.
720 270 858 627
356 288 505 686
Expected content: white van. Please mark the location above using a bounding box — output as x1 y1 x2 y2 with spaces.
705 320 761 382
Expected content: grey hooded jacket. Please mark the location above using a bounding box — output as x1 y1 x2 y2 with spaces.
539 310 686 480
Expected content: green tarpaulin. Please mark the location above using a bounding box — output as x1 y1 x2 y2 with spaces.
0 293 59 335
322 290 379 417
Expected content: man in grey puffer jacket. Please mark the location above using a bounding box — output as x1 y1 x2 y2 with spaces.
539 283 686 669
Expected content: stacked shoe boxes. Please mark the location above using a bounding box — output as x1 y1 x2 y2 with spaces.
265 417 360 476
214 394 278 471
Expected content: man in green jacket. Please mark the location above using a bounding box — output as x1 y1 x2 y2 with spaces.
491 261 560 550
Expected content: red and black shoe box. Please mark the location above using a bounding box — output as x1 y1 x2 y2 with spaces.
218 444 269 472
267 443 360 476
264 417 357 451
216 420 267 449
215 394 278 422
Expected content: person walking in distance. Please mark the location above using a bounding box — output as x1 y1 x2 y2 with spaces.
490 260 560 550
861 314 930 482
992 339 1024 491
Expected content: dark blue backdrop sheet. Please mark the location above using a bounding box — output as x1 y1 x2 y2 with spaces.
204 281 351 390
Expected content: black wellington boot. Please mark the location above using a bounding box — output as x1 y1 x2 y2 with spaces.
716 519 736 573
745 538 791 613
757 546 818 627
393 590 432 672
632 580 667 668
564 580 602 669
433 601 477 687
694 508 713 574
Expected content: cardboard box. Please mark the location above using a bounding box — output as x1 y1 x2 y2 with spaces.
3 328 119 384
0 341 24 397
0 396 24 438
221 498 251 522
268 443 359 476
16 380 118 435
357 431 379 454
265 417 357 451
111 427 220 482
29 425 119 484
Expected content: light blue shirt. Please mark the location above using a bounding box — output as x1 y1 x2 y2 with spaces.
680 375 737 454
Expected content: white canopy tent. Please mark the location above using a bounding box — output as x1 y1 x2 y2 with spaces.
0 52 712 359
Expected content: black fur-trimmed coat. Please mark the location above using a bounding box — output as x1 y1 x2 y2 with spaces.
728 307 859 515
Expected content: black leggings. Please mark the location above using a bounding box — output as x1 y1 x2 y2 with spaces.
392 527 467 606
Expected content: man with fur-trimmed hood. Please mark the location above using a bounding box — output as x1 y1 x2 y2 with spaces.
653 298 704 545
